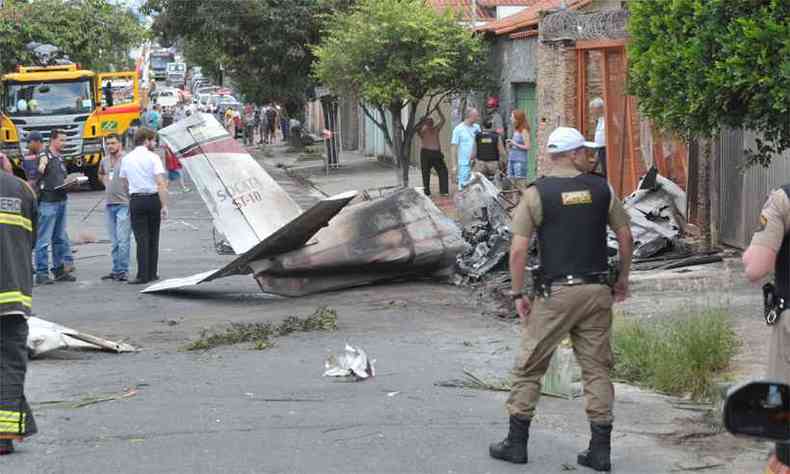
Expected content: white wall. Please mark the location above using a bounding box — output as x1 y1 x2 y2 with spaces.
497 6 528 20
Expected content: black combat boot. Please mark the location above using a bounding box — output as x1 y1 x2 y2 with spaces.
577 423 612 472
489 415 530 464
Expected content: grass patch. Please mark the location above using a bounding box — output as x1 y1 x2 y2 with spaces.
184 306 338 351
613 307 739 401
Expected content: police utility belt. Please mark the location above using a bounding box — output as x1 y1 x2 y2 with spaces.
762 283 785 326
532 269 610 298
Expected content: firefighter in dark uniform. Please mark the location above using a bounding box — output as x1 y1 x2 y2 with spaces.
489 127 633 471
743 187 790 385
474 118 507 181
0 171 38 454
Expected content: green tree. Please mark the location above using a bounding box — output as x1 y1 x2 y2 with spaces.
628 0 790 247
313 0 489 186
0 0 147 73
144 0 354 111
629 0 789 164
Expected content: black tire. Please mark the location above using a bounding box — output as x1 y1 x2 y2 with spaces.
86 165 104 191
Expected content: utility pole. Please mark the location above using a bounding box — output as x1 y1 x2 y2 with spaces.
472 0 478 27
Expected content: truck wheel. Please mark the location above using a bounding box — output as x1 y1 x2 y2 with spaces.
86 166 104 191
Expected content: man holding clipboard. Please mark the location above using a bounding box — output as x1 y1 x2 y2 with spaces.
33 129 77 285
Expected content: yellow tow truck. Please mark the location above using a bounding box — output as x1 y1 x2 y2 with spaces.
0 64 141 189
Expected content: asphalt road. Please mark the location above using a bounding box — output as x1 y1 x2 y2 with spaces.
2 156 769 474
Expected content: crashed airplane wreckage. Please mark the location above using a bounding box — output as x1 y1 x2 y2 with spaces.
143 113 464 297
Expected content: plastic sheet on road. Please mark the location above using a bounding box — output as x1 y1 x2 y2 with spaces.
27 317 137 358
324 344 375 380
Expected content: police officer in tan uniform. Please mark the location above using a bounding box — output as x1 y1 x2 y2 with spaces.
489 127 633 471
743 188 790 385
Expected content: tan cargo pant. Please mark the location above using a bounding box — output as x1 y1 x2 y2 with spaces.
506 284 615 425
768 311 790 384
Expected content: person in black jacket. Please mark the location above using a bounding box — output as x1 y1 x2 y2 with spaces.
0 171 38 455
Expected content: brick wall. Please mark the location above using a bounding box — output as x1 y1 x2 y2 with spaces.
535 39 578 174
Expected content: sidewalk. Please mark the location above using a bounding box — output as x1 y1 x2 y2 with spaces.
258 143 440 195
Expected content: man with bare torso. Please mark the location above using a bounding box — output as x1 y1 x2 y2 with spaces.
417 108 448 197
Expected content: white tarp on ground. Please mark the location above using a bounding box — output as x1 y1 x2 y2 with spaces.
27 317 137 358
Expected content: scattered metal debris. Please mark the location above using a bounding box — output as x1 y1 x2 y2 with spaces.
27 317 137 358
324 344 375 380
611 167 687 260
455 173 514 281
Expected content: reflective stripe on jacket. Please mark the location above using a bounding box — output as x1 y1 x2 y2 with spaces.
0 173 37 317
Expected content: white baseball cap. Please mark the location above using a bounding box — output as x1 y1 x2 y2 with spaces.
546 127 602 154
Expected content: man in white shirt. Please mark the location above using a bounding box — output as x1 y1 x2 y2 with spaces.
119 127 169 285
590 98 606 174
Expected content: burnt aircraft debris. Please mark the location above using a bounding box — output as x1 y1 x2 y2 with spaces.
454 173 514 281
143 113 464 297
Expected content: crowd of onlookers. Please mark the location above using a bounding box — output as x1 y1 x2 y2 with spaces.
218 103 292 146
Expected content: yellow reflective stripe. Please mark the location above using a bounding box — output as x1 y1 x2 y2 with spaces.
0 291 32 308
0 410 25 434
0 212 32 232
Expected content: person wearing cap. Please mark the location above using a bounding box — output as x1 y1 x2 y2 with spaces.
489 126 633 471
486 96 505 136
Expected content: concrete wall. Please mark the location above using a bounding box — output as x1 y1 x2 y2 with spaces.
491 36 538 133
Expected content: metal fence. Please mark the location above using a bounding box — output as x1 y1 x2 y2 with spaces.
719 128 790 249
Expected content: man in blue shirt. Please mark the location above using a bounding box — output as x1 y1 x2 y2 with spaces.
451 108 481 190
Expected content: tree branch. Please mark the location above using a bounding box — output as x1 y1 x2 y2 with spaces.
376 105 393 147
361 103 385 131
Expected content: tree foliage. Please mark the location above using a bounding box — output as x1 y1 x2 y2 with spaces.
0 0 147 73
313 0 489 186
628 0 790 164
144 0 354 111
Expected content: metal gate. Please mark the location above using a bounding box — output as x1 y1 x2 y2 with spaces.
514 82 538 179
719 128 790 249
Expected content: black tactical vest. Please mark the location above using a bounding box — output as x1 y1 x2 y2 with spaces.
475 130 500 162
775 185 790 297
39 150 67 202
534 174 610 280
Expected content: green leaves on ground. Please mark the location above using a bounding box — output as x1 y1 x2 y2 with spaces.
184 306 338 351
628 0 790 164
612 307 739 401
0 0 147 73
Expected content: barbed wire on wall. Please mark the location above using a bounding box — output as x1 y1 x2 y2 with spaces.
539 9 629 43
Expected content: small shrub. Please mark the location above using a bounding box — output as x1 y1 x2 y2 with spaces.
613 307 739 401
